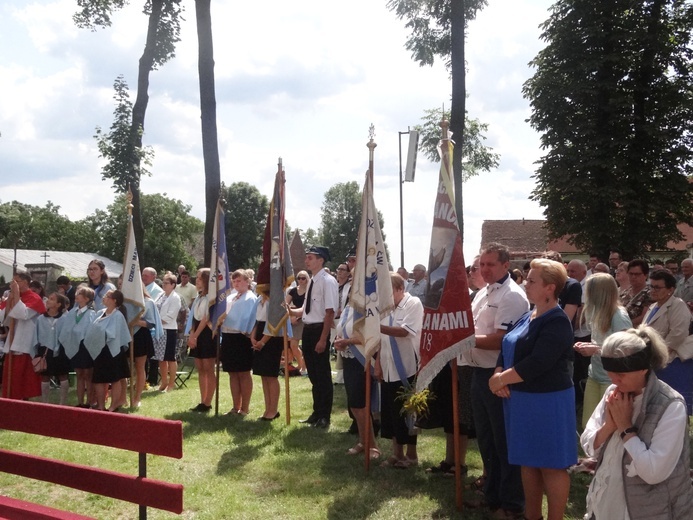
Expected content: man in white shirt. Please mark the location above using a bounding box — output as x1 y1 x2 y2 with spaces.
291 246 339 429
142 267 163 300
175 270 198 308
463 243 528 518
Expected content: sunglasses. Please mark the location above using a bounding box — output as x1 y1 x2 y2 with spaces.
297 276 307 280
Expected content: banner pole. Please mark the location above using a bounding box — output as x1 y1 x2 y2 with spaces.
284 328 291 424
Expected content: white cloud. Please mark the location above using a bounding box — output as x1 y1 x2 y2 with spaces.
0 0 555 269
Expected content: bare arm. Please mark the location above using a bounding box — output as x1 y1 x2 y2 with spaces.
475 329 506 350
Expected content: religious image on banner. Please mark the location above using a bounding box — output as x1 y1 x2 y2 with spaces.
416 129 475 392
256 164 293 336
350 166 394 362
122 214 145 328
209 200 232 334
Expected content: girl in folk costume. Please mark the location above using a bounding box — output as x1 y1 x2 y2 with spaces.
217 269 258 416
36 292 70 403
59 286 96 408
83 289 131 411
0 271 46 400
131 287 164 408
187 268 216 412
87 259 115 312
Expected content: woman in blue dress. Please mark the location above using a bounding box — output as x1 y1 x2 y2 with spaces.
488 258 576 520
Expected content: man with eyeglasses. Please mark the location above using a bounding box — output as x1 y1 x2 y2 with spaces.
620 259 653 327
409 264 427 301
608 251 622 275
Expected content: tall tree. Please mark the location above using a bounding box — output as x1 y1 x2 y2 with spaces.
75 0 183 264
84 193 203 272
195 0 222 266
318 181 386 270
223 182 269 270
415 107 499 179
387 0 489 236
523 0 693 259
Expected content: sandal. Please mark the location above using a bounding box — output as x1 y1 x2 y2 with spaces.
470 475 486 491
346 443 364 455
393 458 413 469
369 448 381 460
426 460 458 476
380 456 403 468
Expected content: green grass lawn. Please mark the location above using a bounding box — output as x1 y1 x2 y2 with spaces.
1 368 596 519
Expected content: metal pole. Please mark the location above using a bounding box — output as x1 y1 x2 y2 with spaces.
398 131 406 268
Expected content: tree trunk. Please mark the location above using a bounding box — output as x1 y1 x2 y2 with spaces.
450 0 466 238
129 0 164 266
195 0 222 266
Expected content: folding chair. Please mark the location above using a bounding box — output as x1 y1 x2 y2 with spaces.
175 334 195 388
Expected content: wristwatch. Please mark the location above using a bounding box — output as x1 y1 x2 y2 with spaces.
620 426 638 440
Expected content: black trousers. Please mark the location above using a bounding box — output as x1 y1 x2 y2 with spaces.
302 323 333 419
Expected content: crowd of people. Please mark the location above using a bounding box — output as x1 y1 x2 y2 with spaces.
2 244 693 519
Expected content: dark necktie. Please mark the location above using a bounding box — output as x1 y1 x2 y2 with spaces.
305 280 314 315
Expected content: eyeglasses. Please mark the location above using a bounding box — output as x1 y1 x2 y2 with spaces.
649 284 667 290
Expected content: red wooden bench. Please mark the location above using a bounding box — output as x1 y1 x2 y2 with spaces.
0 398 183 519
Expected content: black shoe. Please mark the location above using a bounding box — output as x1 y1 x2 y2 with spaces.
312 417 330 429
259 412 280 421
191 403 211 412
299 415 318 424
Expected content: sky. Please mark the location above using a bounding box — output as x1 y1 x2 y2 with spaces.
0 0 554 269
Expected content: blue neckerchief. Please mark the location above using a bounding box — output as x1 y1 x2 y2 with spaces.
388 314 411 389
645 305 660 324
341 306 366 366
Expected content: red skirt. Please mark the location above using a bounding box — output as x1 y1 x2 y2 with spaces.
2 352 41 400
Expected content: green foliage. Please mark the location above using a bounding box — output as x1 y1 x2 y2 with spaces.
74 0 182 68
523 0 693 259
318 181 387 270
94 76 154 193
0 201 96 252
84 193 202 271
73 0 128 29
415 108 500 181
223 182 269 270
386 0 487 69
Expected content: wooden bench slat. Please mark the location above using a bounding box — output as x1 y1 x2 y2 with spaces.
0 450 184 514
0 495 95 520
0 398 182 459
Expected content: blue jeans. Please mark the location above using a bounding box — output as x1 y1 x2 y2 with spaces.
471 367 524 511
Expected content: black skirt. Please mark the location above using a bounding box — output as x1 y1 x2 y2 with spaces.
41 345 71 376
163 329 178 362
70 342 93 370
221 332 253 372
189 321 216 359
133 327 155 358
93 347 121 384
251 322 283 377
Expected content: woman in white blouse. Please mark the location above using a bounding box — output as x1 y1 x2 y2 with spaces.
581 326 692 519
155 273 182 392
